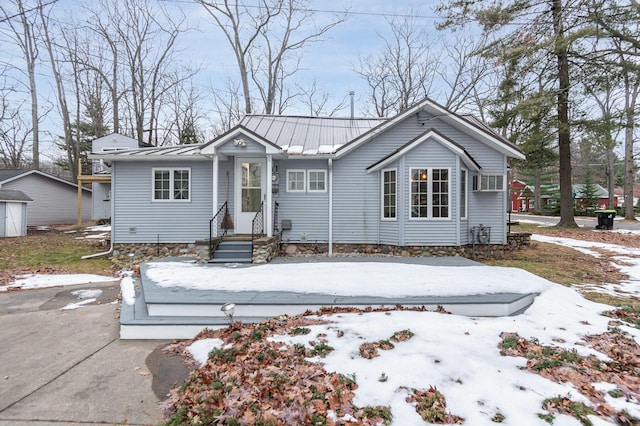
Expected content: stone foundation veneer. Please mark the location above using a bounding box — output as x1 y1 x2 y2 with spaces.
110 232 531 267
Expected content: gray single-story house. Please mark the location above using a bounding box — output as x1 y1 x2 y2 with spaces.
0 169 91 226
0 189 32 237
93 97 525 259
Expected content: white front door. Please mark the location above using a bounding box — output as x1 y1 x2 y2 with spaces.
234 158 267 234
5 203 22 237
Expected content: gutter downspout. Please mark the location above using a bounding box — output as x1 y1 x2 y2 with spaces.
82 165 115 259
328 158 333 256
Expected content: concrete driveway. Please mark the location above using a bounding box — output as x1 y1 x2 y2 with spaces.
0 281 179 426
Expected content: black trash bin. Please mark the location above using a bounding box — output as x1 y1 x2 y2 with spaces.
595 210 616 230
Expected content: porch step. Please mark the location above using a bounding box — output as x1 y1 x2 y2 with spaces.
209 240 252 264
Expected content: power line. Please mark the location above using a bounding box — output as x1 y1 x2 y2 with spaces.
0 0 60 24
158 0 441 20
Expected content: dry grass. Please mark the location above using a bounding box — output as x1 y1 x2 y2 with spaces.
485 223 639 309
0 227 114 285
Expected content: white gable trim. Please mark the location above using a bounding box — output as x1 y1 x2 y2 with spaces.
337 97 525 160
201 126 283 156
366 129 481 174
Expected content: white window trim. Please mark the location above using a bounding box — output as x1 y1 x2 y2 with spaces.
460 168 468 220
409 167 451 221
381 168 397 221
152 167 191 202
307 169 327 193
286 169 306 193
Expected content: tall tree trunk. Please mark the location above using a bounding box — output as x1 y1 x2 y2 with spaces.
606 149 615 209
40 6 75 181
623 69 639 219
552 0 577 227
15 0 40 169
533 170 542 215
624 107 636 219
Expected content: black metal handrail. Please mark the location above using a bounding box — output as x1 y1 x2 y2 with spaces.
251 201 264 242
273 201 279 235
209 201 229 257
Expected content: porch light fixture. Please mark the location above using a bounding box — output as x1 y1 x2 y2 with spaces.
233 138 246 147
221 302 236 324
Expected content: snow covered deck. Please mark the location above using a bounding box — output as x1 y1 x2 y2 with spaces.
120 257 541 340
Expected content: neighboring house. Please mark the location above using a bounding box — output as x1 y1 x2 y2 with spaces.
510 180 529 212
520 183 618 212
0 189 32 237
92 97 525 258
0 169 91 226
614 186 640 209
79 133 150 222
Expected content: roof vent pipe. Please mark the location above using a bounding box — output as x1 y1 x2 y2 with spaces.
349 91 355 119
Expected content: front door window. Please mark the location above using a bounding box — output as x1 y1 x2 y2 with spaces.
241 162 262 212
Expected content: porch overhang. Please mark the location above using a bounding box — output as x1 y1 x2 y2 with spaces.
201 126 284 157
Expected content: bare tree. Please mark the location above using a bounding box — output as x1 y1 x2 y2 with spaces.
356 12 438 117
38 0 78 179
585 0 640 219
0 0 42 168
297 79 347 117
0 99 32 168
211 77 244 135
197 0 346 114
437 31 493 114
158 81 207 145
75 0 195 145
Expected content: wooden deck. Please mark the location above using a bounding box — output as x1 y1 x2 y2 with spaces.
120 258 538 340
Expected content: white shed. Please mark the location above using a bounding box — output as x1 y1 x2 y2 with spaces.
0 189 32 237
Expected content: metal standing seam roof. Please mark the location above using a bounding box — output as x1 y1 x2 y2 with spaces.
239 115 388 155
89 143 207 159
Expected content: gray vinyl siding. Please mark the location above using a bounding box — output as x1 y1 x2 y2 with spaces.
92 134 139 153
329 113 509 246
467 156 508 244
112 161 213 243
217 138 266 156
275 159 329 243
2 174 91 225
0 203 4 236
421 112 508 244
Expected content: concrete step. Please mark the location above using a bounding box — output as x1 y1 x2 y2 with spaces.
208 257 252 264
210 240 253 263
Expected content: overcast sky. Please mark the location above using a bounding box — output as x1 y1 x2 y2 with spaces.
0 0 452 159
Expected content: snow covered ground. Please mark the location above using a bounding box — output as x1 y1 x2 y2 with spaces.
3 228 640 424
182 236 640 425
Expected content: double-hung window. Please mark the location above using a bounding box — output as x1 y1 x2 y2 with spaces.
153 168 190 201
382 169 397 219
308 170 327 192
460 168 467 219
410 168 450 219
286 170 306 192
